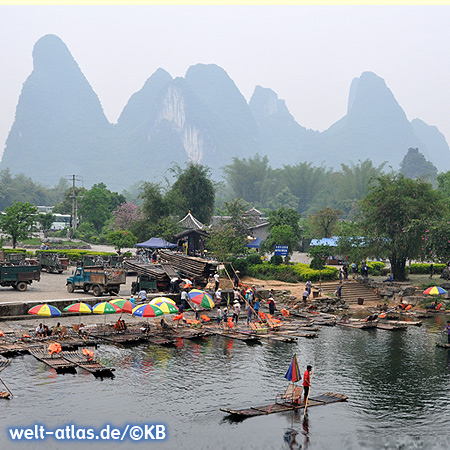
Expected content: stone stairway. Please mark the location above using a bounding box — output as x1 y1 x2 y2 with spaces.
314 279 382 304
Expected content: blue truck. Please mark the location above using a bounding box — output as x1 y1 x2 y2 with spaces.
66 266 126 297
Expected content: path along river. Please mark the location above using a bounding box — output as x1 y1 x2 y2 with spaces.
1 316 450 450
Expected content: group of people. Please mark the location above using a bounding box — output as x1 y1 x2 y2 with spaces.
213 286 276 328
35 322 66 338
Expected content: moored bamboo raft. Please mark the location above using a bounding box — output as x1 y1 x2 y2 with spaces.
60 350 115 378
146 336 177 346
30 349 77 374
221 392 348 418
208 329 261 343
376 323 407 331
337 321 377 329
99 334 147 346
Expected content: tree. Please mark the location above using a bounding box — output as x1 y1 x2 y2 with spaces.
261 207 302 256
261 224 298 257
167 163 215 224
38 213 55 238
308 244 331 270
437 171 450 199
223 154 275 206
308 207 343 238
335 221 372 263
267 207 302 237
78 184 126 233
106 230 137 253
111 202 143 231
0 202 38 248
359 174 444 281
267 187 299 210
280 163 330 214
400 148 438 184
207 200 256 259
207 223 248 261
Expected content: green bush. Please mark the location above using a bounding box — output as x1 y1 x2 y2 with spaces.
246 262 338 283
293 263 339 282
410 263 445 274
34 249 117 263
270 255 283 265
246 253 263 266
224 257 249 278
367 261 386 276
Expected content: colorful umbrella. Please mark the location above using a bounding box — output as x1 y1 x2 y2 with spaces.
92 302 122 314
63 302 93 314
28 304 61 317
188 289 215 309
110 299 135 314
285 354 301 383
423 286 447 295
154 302 179 315
132 304 163 318
150 297 176 306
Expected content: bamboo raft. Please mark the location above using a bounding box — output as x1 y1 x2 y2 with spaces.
221 392 348 418
60 351 115 378
99 334 147 346
376 323 407 331
146 336 177 347
208 330 261 344
337 321 377 329
29 349 77 374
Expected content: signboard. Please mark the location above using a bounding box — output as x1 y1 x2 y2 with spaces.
274 245 289 256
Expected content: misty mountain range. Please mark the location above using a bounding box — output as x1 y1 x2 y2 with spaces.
2 34 449 191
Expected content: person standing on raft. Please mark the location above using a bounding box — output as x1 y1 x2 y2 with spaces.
303 365 312 403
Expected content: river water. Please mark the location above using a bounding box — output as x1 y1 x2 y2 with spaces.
1 316 450 450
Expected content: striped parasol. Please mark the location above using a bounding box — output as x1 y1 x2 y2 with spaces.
423 286 447 295
188 289 215 309
28 304 61 317
63 302 93 314
132 304 164 318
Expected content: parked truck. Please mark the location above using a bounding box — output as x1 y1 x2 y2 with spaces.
38 253 69 273
0 263 41 291
66 266 126 297
131 274 158 295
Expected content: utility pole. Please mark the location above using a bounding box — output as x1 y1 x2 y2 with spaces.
71 174 79 239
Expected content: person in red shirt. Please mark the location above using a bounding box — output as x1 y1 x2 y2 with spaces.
303 365 312 403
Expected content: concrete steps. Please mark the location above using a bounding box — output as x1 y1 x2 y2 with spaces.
315 279 381 304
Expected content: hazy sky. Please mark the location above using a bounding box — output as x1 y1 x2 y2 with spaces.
2 6 450 163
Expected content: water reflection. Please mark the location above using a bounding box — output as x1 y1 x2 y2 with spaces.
1 321 450 448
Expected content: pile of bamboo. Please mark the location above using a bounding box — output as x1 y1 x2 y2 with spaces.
123 261 170 281
158 250 217 281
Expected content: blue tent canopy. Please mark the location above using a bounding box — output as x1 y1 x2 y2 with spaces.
246 237 262 248
135 237 177 249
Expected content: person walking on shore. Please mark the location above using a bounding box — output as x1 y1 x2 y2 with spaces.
302 289 309 307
